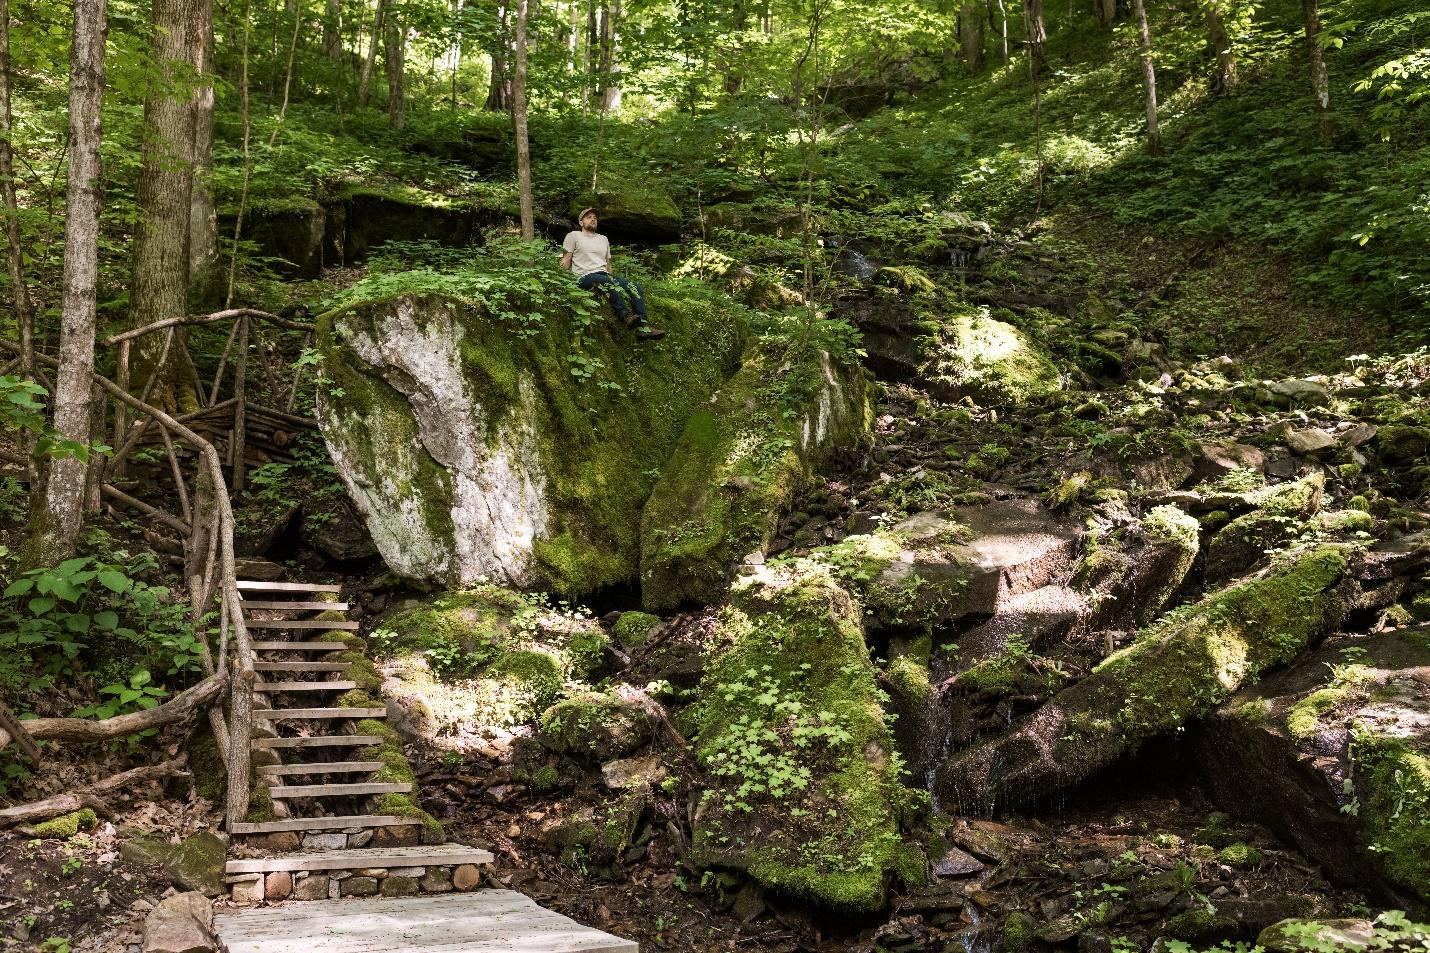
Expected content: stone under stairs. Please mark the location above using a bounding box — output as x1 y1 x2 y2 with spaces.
218 579 637 952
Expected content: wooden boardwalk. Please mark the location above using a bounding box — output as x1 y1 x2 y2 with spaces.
214 890 639 952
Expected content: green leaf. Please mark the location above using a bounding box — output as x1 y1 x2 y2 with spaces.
94 610 119 630
3 578 33 597
27 597 55 615
97 570 132 593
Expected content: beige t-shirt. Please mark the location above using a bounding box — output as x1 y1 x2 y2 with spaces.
562 230 611 278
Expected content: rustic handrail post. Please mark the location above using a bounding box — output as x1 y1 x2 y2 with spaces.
113 340 130 478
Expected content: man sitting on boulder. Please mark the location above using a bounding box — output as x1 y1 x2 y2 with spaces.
561 209 665 340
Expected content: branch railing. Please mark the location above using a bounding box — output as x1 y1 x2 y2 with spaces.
2 305 317 829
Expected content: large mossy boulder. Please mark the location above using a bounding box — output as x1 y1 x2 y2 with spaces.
317 286 745 595
1206 475 1325 584
689 563 920 912
1198 629 1430 908
326 184 502 264
570 181 681 244
639 343 872 610
926 310 1060 405
937 547 1352 812
222 196 327 278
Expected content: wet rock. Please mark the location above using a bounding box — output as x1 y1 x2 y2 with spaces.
938 548 1350 812
163 832 227 898
141 891 216 953
1079 505 1199 631
732 882 767 922
933 845 985 878
1199 629 1430 907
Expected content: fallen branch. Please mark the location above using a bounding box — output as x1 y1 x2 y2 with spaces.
0 698 41 764
0 756 188 827
0 672 223 749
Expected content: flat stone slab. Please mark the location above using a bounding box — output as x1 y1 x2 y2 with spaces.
226 844 493 874
214 890 638 952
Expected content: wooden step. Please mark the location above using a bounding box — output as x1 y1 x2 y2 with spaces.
251 641 349 652
237 581 343 593
246 619 360 630
253 680 357 693
228 815 422 835
269 781 411 799
254 707 386 720
251 735 381 750
253 661 350 673
225 844 493 875
239 600 350 611
256 761 383 777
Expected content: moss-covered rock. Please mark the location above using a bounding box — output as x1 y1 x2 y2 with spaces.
640 344 872 610
1079 505 1200 630
924 310 1061 405
162 831 227 897
939 547 1351 812
537 690 653 763
326 183 497 265
1206 475 1325 583
612 611 662 646
570 181 681 243
689 563 919 912
318 287 746 596
221 196 326 278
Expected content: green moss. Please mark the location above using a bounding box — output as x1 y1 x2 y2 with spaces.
337 688 386 710
1315 510 1375 534
926 311 1061 405
487 649 565 713
1351 730 1430 901
1206 475 1325 580
1000 911 1037 953
187 724 226 804
530 764 561 791
32 808 98 839
1144 504 1201 550
612 611 662 646
1166 909 1237 941
330 651 383 695
373 792 444 842
1286 687 1349 740
355 717 403 745
1217 842 1264 867
246 782 276 823
886 634 933 706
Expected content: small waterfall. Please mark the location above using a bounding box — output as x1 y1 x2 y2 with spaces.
837 247 881 281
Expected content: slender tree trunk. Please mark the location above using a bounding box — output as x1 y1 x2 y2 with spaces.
486 4 510 111
584 0 596 108
1022 0 1046 81
1202 0 1236 93
960 0 984 70
512 0 533 239
358 0 384 105
0 0 31 392
599 0 620 111
35 0 106 563
997 0 1009 64
1131 0 1161 155
322 0 341 57
1094 0 1116 28
267 0 302 143
128 0 201 407
189 0 219 308
1301 0 1333 139
384 12 406 128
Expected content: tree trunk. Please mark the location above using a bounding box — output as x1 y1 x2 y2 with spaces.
960 0 984 70
1094 0 1116 28
1131 0 1161 155
322 0 341 57
0 0 32 395
1203 0 1236 93
128 0 201 409
486 4 510 111
996 0 1009 64
598 0 620 111
357 0 384 105
189 0 220 308
35 0 106 564
512 0 534 240
384 12 405 129
1022 0 1046 81
1301 0 1333 139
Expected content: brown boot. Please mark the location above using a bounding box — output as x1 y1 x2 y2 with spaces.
635 326 666 340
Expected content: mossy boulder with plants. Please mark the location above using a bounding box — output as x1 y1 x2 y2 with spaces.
938 547 1351 812
326 182 502 265
640 339 872 611
1199 629 1430 908
371 587 609 734
922 309 1061 406
221 195 326 278
569 179 681 243
317 245 747 596
1206 474 1325 583
537 690 654 764
689 562 921 913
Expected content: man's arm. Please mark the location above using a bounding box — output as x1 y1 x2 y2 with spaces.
560 252 573 271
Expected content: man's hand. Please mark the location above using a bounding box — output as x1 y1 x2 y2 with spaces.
560 252 573 271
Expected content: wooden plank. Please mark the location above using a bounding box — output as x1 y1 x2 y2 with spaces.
252 641 349 651
239 600 349 611
253 680 358 693
254 708 387 720
237 581 343 593
229 815 421 834
224 844 492 874
214 891 637 953
269 781 411 799
256 761 382 777
250 735 381 750
246 619 361 630
254 661 351 672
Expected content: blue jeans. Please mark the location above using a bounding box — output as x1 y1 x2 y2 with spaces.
578 271 648 325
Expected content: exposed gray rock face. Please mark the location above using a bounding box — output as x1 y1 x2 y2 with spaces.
1198 630 1430 908
142 892 217 953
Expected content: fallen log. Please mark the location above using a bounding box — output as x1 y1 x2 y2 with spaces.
0 672 224 750
0 756 188 827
